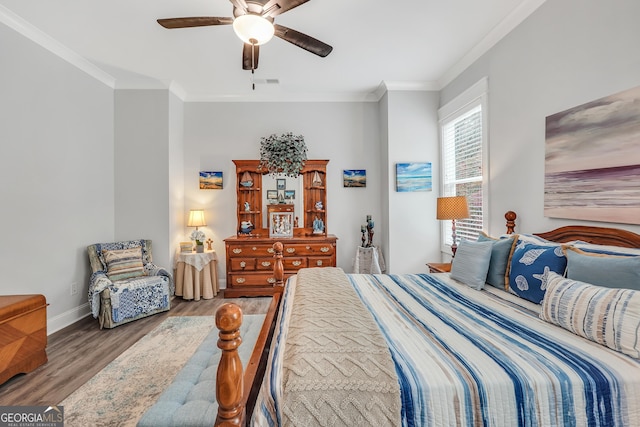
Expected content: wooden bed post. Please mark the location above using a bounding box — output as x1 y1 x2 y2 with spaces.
215 303 244 427
505 211 517 234
273 242 284 287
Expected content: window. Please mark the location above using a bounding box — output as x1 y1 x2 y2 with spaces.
438 78 488 253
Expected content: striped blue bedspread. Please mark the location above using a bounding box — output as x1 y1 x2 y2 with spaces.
254 271 640 426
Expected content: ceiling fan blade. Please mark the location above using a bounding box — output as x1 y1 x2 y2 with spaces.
229 0 248 14
274 24 332 57
157 17 233 29
262 0 310 17
242 43 260 70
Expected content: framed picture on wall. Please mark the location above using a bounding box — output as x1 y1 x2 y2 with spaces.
199 171 223 189
284 190 295 200
267 190 278 200
395 162 432 192
343 169 366 187
276 178 286 190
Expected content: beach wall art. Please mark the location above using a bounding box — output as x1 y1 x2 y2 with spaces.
343 169 366 187
544 85 640 225
199 171 223 189
396 162 432 192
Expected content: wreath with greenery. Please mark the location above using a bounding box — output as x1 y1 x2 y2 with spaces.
258 132 307 177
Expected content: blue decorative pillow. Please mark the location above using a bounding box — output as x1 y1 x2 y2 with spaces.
508 243 567 304
477 232 517 289
565 247 640 290
450 240 493 290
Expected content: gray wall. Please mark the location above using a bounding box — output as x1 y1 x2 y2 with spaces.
0 22 115 332
441 0 640 236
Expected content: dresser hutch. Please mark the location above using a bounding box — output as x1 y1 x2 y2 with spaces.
224 160 337 297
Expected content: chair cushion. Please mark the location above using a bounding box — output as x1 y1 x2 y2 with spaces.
102 247 145 281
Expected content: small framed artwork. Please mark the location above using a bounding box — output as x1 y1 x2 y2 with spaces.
276 179 286 190
269 212 294 237
199 171 223 189
343 169 366 187
284 190 295 200
267 190 278 200
396 162 432 192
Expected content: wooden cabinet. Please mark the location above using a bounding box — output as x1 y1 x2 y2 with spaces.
226 159 336 297
224 235 337 297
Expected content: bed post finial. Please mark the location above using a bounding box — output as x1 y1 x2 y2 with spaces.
273 242 284 287
215 303 244 427
505 211 517 234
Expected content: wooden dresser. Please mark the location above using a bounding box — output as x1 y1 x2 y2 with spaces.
224 235 337 297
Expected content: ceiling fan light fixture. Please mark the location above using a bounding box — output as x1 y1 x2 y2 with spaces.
233 14 274 46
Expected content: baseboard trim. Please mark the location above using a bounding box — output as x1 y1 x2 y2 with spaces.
48 303 91 335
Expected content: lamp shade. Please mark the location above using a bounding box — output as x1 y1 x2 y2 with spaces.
436 196 469 220
187 209 207 228
233 14 274 46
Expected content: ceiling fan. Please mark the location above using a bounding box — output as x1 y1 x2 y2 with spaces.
157 0 333 72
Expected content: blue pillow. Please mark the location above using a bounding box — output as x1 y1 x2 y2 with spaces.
450 240 493 290
509 243 567 304
477 233 517 289
565 247 640 290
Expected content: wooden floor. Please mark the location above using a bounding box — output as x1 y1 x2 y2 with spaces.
0 295 272 406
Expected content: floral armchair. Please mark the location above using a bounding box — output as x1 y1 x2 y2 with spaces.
87 239 174 329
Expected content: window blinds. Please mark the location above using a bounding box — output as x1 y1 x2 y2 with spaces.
441 105 484 244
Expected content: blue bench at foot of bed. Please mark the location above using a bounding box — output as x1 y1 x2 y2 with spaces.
137 314 266 427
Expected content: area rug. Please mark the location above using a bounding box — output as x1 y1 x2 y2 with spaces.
60 316 216 427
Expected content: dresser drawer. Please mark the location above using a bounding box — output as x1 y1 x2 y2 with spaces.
229 258 256 271
282 243 335 256
256 258 276 270
227 244 275 257
283 257 307 270
228 273 278 287
308 256 333 268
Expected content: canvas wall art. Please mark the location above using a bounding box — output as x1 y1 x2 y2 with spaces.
343 169 366 187
199 171 223 189
396 162 432 192
544 85 640 225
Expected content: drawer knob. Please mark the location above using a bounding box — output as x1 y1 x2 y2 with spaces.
252 246 257 251
320 247 330 253
261 261 272 267
286 248 296 253
292 261 301 267
235 277 246 284
267 277 276 284
306 246 311 250
240 261 246 269
316 260 323 266
233 248 242 254
267 248 274 254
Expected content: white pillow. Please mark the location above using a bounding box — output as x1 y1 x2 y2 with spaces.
450 240 493 290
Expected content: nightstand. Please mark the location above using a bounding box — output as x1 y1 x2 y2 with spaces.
174 251 219 300
426 262 451 273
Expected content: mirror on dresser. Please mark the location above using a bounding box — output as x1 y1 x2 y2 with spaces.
261 175 304 228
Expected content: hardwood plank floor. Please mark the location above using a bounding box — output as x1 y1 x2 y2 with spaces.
0 295 272 406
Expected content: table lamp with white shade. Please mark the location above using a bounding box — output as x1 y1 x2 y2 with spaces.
436 196 469 256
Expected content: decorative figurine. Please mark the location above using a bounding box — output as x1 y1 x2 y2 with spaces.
312 171 323 187
239 220 253 235
315 201 323 210
313 216 325 234
206 238 213 251
361 224 367 247
240 171 253 187
244 201 250 212
366 215 375 247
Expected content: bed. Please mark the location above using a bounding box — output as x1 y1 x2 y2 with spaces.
212 212 640 426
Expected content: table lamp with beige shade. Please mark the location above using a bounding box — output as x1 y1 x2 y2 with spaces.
436 196 469 257
187 209 207 252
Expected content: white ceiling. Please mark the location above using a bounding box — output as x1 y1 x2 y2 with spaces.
0 0 545 101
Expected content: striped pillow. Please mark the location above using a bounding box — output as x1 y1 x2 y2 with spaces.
102 247 145 281
541 271 640 359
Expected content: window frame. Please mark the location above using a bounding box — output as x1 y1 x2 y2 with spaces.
438 78 489 255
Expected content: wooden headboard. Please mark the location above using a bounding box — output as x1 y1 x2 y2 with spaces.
504 210 640 248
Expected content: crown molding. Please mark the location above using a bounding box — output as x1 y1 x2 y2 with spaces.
0 5 115 89
438 0 547 88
